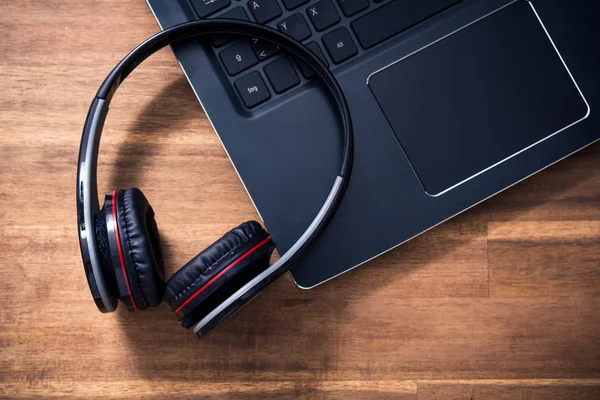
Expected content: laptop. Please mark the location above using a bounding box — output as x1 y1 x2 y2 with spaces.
146 0 599 288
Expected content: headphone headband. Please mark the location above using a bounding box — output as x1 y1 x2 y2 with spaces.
77 20 353 334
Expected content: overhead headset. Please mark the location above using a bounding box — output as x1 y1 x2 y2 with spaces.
77 20 354 336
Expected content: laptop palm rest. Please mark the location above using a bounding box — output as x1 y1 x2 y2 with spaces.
368 0 589 196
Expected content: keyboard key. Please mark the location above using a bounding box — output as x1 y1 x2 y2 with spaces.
322 27 357 63
248 0 282 23
278 14 311 41
282 0 309 10
306 0 340 32
351 0 463 49
220 41 258 75
210 7 250 47
336 0 368 17
305 41 328 64
264 57 300 93
190 0 231 18
235 71 271 107
298 41 328 78
250 38 279 60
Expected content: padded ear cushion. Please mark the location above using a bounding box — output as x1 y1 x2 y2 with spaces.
116 188 165 310
164 221 273 315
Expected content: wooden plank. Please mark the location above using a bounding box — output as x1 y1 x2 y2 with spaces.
418 380 600 400
489 221 600 297
0 380 416 399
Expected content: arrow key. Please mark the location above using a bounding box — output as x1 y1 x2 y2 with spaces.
220 41 258 75
250 38 279 60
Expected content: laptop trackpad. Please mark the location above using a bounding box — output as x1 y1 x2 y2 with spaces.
368 1 589 196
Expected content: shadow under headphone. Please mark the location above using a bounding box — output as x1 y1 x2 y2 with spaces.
77 20 354 336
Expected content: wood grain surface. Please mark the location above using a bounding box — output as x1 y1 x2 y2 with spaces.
1 1 600 398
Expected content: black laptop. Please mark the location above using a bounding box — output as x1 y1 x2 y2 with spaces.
146 0 599 288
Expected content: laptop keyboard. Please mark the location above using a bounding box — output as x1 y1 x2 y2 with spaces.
188 0 463 108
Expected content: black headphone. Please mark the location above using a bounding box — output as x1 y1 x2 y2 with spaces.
77 20 354 336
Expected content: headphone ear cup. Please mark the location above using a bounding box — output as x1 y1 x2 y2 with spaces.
115 188 165 310
164 221 274 327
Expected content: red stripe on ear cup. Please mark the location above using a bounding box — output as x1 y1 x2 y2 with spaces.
174 236 273 314
112 190 139 311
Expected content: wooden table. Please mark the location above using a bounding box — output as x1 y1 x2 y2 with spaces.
2 1 600 398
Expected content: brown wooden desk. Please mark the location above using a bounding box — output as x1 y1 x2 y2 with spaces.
1 1 600 398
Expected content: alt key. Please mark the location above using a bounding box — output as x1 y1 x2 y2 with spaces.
234 71 271 108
